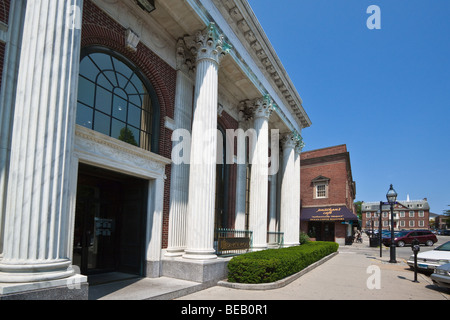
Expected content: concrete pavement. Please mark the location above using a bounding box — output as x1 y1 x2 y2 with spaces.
177 235 450 300
89 235 449 300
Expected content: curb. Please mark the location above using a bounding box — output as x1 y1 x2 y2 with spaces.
217 251 339 290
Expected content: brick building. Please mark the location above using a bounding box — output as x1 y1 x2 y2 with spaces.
300 145 358 245
0 0 311 299
361 197 431 231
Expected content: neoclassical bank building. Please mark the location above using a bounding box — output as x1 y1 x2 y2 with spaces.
0 0 311 299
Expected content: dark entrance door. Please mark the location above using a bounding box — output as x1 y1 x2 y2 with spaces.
308 221 335 242
73 164 148 277
321 222 335 242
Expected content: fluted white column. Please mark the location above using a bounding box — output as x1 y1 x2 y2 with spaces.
293 144 302 244
0 0 26 258
234 113 249 231
248 96 273 251
0 0 83 282
183 23 230 260
166 40 194 257
280 133 299 247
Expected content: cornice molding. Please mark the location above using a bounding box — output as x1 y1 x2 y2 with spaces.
213 0 311 129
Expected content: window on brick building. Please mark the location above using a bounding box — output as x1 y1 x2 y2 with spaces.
409 211 415 217
316 184 327 198
312 176 329 199
76 46 160 152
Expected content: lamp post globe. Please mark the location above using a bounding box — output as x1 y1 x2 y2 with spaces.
386 184 397 263
386 184 397 204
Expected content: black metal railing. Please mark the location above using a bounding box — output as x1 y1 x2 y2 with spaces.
268 231 284 248
214 228 253 256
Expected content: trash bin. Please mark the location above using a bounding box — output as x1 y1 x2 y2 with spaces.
345 236 353 245
369 237 379 247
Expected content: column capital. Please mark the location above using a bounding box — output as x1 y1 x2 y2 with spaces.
295 138 305 154
253 95 274 119
176 38 196 78
282 130 304 151
239 95 274 121
281 132 298 150
184 22 232 65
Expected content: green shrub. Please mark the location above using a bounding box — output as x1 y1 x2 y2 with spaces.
227 241 339 284
299 232 310 244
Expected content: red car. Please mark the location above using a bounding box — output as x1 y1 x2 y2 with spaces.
382 229 438 247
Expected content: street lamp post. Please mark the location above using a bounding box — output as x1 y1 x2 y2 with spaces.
386 184 398 263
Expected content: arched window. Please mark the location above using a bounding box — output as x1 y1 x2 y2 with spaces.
76 47 159 153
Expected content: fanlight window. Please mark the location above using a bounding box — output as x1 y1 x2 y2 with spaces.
76 47 158 152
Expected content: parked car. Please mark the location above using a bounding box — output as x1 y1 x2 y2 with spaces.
431 263 450 290
381 230 398 239
382 229 437 247
407 240 450 271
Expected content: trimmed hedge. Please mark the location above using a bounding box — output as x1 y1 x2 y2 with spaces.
227 241 339 284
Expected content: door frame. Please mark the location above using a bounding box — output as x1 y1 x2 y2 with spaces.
70 125 171 278
75 165 149 276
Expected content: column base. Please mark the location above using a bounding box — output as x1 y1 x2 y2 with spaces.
251 245 268 252
164 247 186 257
283 243 300 248
0 259 74 283
0 274 88 300
182 250 217 261
162 257 229 283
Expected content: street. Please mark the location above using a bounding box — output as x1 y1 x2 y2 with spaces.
177 234 450 300
388 235 448 261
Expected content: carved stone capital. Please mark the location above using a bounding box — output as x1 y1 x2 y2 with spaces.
295 139 305 154
281 132 300 150
239 95 274 121
184 23 232 65
253 95 274 119
176 38 195 77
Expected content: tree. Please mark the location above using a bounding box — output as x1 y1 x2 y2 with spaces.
443 206 450 228
118 127 138 147
354 201 363 220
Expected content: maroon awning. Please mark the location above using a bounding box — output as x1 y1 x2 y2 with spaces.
301 206 358 222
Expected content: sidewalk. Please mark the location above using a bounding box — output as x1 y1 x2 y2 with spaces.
89 236 449 300
176 237 450 300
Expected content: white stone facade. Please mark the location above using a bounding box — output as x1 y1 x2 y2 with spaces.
0 0 311 299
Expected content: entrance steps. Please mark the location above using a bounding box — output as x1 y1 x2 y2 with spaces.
88 275 216 300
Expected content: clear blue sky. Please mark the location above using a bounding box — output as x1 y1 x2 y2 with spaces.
248 0 450 215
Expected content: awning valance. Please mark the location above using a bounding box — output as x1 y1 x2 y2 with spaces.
301 206 358 222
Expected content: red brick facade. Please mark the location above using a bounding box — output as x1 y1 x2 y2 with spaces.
300 145 357 242
80 0 243 248
81 0 177 248
361 201 430 231
301 145 356 210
